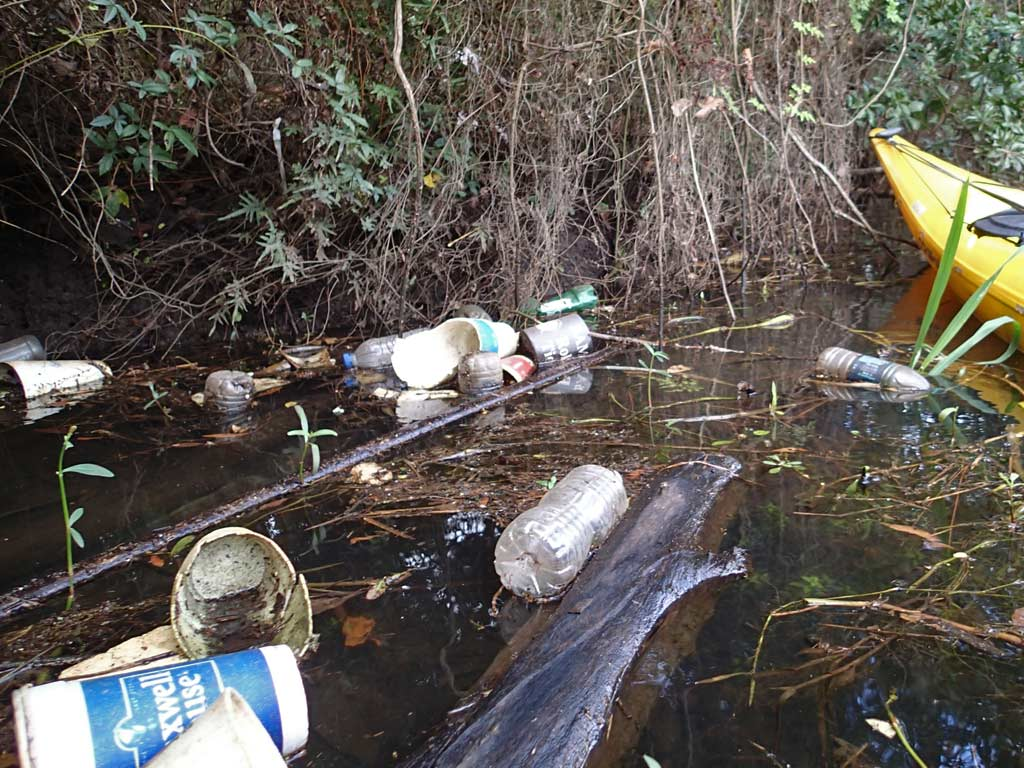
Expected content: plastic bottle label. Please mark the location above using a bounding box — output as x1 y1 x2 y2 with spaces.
539 296 575 315
470 319 499 354
846 354 891 384
80 649 283 768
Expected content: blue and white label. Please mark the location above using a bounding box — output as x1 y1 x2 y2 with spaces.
80 649 283 768
846 354 892 384
470 319 499 353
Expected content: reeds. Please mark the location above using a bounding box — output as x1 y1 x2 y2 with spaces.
911 180 1021 377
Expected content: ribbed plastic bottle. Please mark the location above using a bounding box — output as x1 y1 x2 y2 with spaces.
341 328 427 370
493 465 627 599
815 347 931 392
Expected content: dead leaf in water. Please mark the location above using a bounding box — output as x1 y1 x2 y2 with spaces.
881 523 951 549
342 615 377 647
865 718 897 739
366 570 411 600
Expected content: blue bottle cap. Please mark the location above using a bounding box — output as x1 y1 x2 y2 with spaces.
341 352 355 369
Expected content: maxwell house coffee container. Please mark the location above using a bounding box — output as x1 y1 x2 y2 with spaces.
519 313 592 368
13 645 307 768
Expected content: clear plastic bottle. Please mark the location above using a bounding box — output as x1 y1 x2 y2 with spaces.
341 328 427 369
816 347 930 392
493 465 627 599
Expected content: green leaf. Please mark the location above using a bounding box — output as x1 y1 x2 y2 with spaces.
169 534 196 558
168 126 198 157
90 114 114 128
310 443 321 474
63 463 115 478
643 757 662 768
287 429 305 437
310 428 338 438
927 316 1021 376
70 527 85 548
98 153 115 176
913 181 969 368
937 406 958 422
291 404 309 434
920 244 1023 373
68 507 85 526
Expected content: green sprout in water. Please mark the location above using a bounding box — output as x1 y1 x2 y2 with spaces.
56 426 114 610
143 381 172 420
639 341 670 436
536 472 558 491
287 402 338 482
762 454 807 477
995 471 1021 524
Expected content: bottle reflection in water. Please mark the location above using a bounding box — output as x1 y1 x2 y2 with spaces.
493 465 627 599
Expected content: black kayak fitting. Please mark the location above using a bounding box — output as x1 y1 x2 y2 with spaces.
969 209 1024 243
874 126 903 140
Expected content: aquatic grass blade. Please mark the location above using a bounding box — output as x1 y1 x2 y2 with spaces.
912 180 970 368
927 317 1020 376
62 463 115 478
919 244 1024 372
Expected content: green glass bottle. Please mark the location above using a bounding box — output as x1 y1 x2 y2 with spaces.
522 284 598 318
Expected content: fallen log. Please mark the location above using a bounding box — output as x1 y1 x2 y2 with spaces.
404 454 747 768
0 347 621 625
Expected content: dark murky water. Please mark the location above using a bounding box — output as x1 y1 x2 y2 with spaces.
3 250 1024 766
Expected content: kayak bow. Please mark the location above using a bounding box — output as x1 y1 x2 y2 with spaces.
870 127 1024 342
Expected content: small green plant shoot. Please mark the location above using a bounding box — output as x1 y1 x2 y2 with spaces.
536 472 558 491
911 180 1021 376
287 402 337 482
639 341 670 419
762 454 807 477
144 381 172 420
56 425 114 610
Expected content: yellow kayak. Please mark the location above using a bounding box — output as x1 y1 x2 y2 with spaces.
870 127 1024 342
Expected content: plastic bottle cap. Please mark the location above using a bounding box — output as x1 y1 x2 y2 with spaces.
341 352 355 369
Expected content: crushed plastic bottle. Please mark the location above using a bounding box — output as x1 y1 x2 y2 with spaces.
522 284 598 319
458 351 502 394
493 465 627 599
204 370 254 412
816 347 930 392
452 304 492 321
0 335 45 363
341 328 427 370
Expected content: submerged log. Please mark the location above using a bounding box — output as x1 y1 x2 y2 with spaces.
405 454 747 768
0 347 621 625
